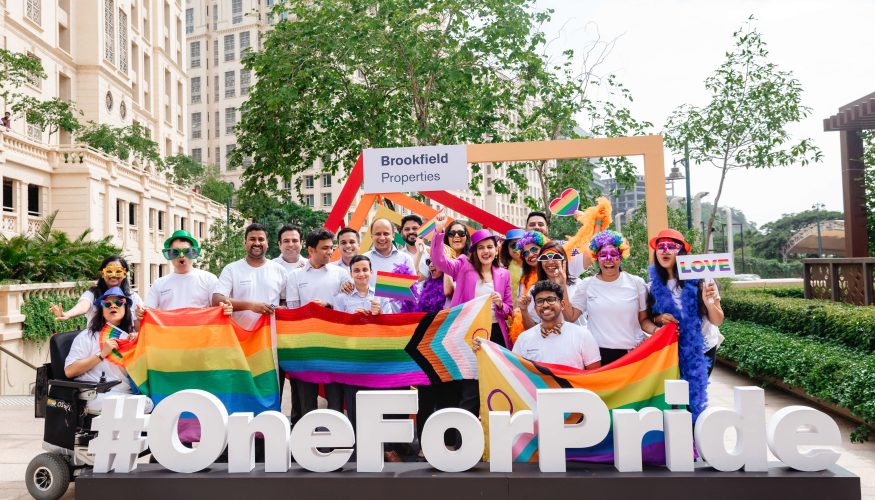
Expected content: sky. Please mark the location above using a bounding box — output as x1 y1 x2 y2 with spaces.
533 0 874 228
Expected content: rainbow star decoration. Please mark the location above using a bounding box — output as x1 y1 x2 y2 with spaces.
548 188 580 216
375 271 418 301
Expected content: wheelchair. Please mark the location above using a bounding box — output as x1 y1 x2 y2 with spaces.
25 330 123 500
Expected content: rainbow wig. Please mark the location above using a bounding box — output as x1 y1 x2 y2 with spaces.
514 231 547 251
588 230 631 264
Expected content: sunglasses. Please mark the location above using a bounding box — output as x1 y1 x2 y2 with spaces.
101 266 127 279
537 251 565 262
99 298 127 309
520 246 541 259
163 247 201 260
656 242 683 254
446 230 467 239
534 296 560 306
425 258 432 266
597 250 622 261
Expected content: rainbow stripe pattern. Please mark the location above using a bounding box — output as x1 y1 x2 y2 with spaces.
374 271 418 301
99 323 135 366
417 215 439 240
477 323 680 465
123 307 279 442
548 188 580 216
276 295 492 387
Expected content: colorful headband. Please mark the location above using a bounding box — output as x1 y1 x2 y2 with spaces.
514 231 547 251
588 230 630 263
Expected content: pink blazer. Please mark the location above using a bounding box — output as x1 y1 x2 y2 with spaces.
431 231 513 347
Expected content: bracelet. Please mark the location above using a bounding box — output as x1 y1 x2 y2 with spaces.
96 352 105 361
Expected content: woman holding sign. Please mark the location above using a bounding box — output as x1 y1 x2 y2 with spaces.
641 229 724 375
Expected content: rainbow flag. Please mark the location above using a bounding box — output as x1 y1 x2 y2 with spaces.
99 323 135 366
275 295 491 387
477 323 680 465
417 215 439 240
374 271 418 301
123 307 279 442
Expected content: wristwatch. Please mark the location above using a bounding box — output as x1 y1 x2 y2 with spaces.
96 352 106 361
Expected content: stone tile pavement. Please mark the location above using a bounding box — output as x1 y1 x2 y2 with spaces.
0 365 872 499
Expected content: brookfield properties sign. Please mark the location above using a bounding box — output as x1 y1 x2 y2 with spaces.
362 144 468 193
90 383 842 475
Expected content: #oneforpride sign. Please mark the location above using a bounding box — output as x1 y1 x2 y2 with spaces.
89 382 843 476
676 253 736 280
363 144 468 194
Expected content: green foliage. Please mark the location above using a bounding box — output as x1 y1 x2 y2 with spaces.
0 212 122 283
200 167 235 205
200 217 246 276
0 48 46 97
719 320 875 438
76 121 161 166
21 294 87 342
748 208 843 260
237 192 328 258
735 255 802 278
722 289 875 352
862 131 875 255
734 287 804 299
620 203 701 280
163 154 206 187
11 96 81 139
664 17 822 242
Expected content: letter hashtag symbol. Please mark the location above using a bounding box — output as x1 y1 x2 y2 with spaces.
88 396 150 473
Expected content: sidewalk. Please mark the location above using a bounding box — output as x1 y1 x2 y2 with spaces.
0 365 872 499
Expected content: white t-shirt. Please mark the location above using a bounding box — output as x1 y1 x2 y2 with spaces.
664 279 722 351
64 329 132 411
215 259 287 329
272 255 305 273
286 261 351 308
570 272 648 350
144 268 218 310
512 322 601 369
79 290 143 325
475 279 495 322
525 281 586 326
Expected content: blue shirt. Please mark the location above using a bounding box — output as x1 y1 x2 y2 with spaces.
332 287 389 314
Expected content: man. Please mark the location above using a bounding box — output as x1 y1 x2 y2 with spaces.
525 211 549 234
363 217 415 284
399 214 423 260
142 230 226 311
213 223 287 329
286 228 350 415
505 280 601 370
273 224 306 273
525 211 590 276
331 227 361 272
1 112 11 131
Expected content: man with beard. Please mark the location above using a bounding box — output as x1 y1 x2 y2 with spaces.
399 214 422 260
213 223 287 329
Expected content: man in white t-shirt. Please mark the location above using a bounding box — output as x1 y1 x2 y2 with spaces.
212 223 287 329
509 280 601 370
141 230 224 312
399 214 422 261
330 227 361 273
273 224 306 273
362 218 415 312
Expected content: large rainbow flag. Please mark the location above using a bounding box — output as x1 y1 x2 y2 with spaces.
477 323 680 465
275 295 492 388
123 307 280 441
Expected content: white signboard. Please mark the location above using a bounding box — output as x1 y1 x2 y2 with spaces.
363 144 468 194
675 253 736 280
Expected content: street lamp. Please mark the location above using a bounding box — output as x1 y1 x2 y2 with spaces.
812 202 825 257
670 143 692 229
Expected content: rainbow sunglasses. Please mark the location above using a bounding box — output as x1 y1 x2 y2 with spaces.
537 248 565 262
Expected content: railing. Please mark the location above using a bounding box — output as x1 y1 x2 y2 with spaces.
803 258 875 306
1 213 16 234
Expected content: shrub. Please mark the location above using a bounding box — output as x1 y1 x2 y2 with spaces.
21 293 87 342
735 287 804 299
722 289 875 352
719 320 875 433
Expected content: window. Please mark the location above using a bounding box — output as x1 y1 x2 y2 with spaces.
322 174 332 188
213 39 218 66
225 107 236 134
25 54 41 88
232 0 242 24
240 70 251 96
224 70 235 98
239 31 250 54
185 7 193 34
180 217 187 231
190 41 200 68
27 185 40 216
191 112 202 139
212 2 217 29
214 111 219 138
119 9 128 73
191 77 201 103
104 0 115 64
26 121 42 141
283 180 291 190
304 195 314 208
128 202 137 226
192 148 202 162
215 147 220 167
322 193 332 207
214 74 219 102
242 156 252 168
226 144 237 170
115 199 123 224
2 179 14 212
304 176 314 189
157 210 165 231
224 34 234 61
26 0 41 25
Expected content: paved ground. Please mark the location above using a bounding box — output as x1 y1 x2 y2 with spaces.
1 365 872 499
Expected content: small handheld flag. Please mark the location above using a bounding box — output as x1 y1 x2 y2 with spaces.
375 271 418 301
98 323 135 366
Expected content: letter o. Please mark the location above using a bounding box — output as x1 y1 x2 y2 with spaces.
147 390 228 473
421 409 484 472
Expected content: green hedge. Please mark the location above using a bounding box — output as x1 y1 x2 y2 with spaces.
719 320 875 431
21 294 87 342
722 290 875 352
736 287 805 299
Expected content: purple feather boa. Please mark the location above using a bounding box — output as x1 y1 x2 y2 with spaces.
392 262 418 311
648 264 709 421
400 275 446 313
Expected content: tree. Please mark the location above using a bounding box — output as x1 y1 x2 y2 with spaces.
76 121 161 166
163 154 206 186
0 49 45 103
863 131 875 255
200 167 235 206
1 49 79 139
237 192 328 257
664 17 822 245
200 217 246 276
234 0 557 201
748 209 843 260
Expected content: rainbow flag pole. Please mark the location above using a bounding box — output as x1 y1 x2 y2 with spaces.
375 271 418 301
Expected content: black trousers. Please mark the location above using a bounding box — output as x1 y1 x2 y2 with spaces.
279 368 302 425
599 347 630 366
705 346 718 376
296 381 344 415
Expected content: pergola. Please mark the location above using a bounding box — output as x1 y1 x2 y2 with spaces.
822 91 874 257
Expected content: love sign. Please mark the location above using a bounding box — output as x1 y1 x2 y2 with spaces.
676 253 735 280
548 188 580 216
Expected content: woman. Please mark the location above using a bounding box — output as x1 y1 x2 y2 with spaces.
640 229 724 420
50 256 143 324
499 228 526 309
63 286 152 413
508 231 547 343
439 220 471 298
568 230 648 366
519 242 583 329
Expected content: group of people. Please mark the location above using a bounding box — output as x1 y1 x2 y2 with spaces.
56 199 724 462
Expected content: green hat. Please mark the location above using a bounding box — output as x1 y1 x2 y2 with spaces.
163 229 200 251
